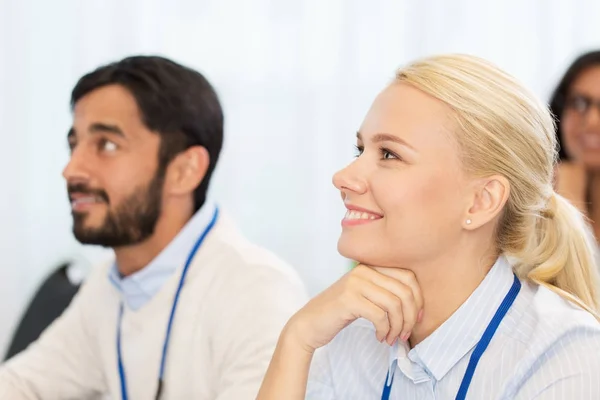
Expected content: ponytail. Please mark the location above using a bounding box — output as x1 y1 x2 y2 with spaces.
512 192 600 317
393 54 600 318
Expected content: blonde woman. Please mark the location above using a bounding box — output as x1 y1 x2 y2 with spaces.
257 54 600 399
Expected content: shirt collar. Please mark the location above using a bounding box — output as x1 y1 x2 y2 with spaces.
389 255 515 382
108 199 217 310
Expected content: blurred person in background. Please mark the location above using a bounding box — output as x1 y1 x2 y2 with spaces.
551 51 600 244
0 55 307 400
258 54 600 399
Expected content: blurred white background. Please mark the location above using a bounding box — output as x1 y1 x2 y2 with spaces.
1 0 600 353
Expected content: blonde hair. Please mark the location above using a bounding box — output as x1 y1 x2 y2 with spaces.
396 54 600 316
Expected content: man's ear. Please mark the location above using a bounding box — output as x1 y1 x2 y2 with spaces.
163 146 210 196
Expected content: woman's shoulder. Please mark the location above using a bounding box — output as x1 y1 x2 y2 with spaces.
503 283 600 396
527 282 599 332
510 281 600 363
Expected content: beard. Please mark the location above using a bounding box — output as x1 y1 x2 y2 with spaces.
69 171 164 248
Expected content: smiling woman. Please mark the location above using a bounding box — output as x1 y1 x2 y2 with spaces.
551 51 600 243
257 54 600 400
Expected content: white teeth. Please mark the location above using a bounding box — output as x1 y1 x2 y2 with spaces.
72 197 101 205
344 210 380 220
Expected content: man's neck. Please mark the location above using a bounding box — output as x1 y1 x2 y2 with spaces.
407 246 498 347
114 209 193 277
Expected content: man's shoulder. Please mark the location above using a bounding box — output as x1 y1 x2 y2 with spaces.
71 257 117 297
192 211 307 297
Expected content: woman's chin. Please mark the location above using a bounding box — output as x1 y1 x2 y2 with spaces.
582 156 600 171
337 238 387 267
336 237 362 262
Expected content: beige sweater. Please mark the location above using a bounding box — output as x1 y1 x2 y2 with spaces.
0 214 307 399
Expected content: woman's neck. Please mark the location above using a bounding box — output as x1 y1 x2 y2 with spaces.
589 173 600 242
407 250 497 347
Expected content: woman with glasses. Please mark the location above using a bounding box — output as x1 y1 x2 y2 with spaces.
552 51 600 243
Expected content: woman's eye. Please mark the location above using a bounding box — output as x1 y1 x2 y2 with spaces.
354 145 364 157
380 147 399 160
382 149 395 159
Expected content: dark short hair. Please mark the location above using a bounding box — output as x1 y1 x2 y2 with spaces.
71 55 224 211
549 50 600 161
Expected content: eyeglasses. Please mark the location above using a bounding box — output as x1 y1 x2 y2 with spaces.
564 93 600 116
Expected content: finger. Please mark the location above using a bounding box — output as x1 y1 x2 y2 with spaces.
354 265 424 312
370 267 424 312
353 297 391 343
379 278 416 341
360 280 404 345
357 267 421 339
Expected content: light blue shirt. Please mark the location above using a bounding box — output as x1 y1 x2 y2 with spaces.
307 256 600 399
108 200 217 310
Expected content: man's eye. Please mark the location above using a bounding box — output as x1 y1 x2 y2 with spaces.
100 139 118 152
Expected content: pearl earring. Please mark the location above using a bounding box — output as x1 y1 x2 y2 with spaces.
466 219 472 225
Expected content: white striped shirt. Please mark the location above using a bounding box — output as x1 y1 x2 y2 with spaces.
306 256 600 399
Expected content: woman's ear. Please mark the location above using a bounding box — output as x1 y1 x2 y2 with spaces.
463 175 510 229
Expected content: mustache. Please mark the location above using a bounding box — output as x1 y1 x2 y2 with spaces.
67 183 110 203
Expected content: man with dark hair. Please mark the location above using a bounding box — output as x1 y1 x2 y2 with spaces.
0 55 307 399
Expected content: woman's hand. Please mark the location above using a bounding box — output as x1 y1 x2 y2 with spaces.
555 161 588 214
284 264 424 353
